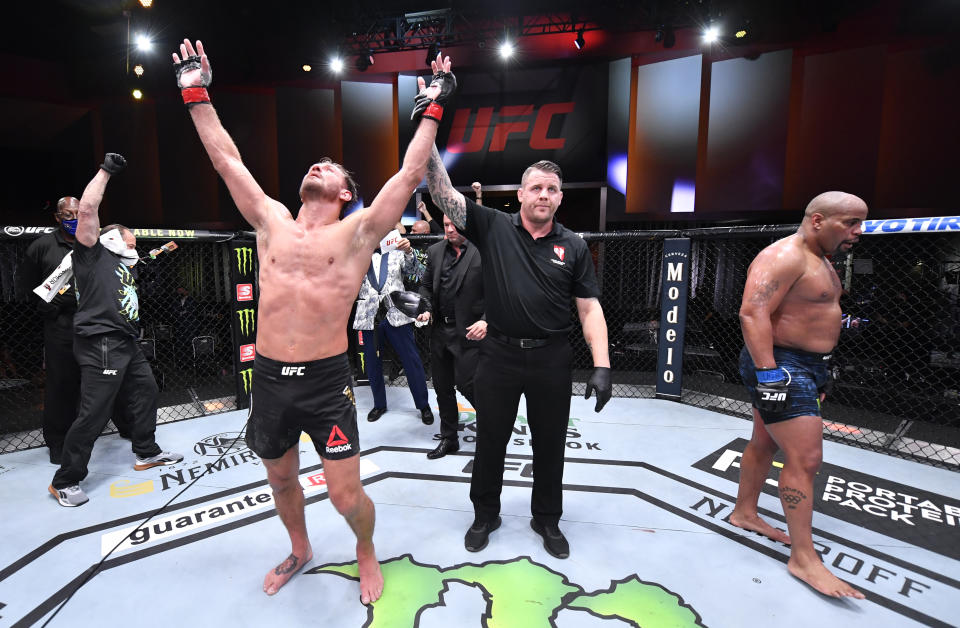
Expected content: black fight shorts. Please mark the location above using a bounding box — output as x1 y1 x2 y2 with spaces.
245 352 360 460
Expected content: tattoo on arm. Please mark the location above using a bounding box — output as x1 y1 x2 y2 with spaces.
426 146 466 229
749 279 780 305
779 486 807 510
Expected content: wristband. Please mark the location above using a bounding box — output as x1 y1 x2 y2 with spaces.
756 367 785 384
423 102 443 122
182 87 211 108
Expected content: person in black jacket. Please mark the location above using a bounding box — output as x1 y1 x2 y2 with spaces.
417 215 485 459
19 198 82 464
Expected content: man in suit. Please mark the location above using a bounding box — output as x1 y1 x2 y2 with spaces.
353 237 434 425
417 215 486 459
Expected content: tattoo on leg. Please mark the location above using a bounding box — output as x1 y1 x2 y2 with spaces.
274 553 300 576
779 486 807 510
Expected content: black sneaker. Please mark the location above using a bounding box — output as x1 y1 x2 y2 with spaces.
531 519 570 559
464 516 501 552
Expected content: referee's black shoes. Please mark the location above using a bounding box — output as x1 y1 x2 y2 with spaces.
464 516 501 552
427 438 459 459
367 407 387 422
531 519 570 559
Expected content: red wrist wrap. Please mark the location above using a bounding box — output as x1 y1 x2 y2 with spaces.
423 102 443 122
182 87 211 107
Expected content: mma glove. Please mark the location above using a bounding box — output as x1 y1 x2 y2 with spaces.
585 366 612 412
389 290 429 318
174 54 213 108
411 70 457 123
755 367 789 413
100 153 127 175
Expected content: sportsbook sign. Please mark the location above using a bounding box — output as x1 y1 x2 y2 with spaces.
230 244 258 406
693 438 960 560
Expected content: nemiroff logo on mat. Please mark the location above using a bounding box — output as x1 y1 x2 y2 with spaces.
693 438 960 561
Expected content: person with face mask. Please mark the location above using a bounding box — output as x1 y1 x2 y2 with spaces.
19 196 83 464
48 153 182 508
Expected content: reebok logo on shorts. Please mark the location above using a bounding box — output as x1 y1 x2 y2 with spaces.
325 425 352 454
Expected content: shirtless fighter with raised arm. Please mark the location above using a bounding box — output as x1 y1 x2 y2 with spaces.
173 38 455 603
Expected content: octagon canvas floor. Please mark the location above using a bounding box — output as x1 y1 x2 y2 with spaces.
0 388 957 627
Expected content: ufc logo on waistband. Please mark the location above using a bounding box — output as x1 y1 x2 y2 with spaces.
281 366 305 376
761 391 786 402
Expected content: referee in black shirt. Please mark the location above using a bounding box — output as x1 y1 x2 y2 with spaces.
426 152 612 559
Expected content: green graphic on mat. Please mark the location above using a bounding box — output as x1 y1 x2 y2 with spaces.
307 554 705 628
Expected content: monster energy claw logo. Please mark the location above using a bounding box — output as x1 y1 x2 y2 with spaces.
240 368 253 394
237 308 256 337
234 247 253 276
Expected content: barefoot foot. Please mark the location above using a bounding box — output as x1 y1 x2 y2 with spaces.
264 550 313 596
729 511 792 545
357 546 383 605
788 558 865 599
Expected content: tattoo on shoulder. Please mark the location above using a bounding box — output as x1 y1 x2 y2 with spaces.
749 279 780 305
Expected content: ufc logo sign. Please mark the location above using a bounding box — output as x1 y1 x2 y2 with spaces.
281 366 305 376
447 102 575 153
761 392 786 402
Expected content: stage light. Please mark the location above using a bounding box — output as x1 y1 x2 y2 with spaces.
574 31 585 50
132 89 143 100
138 0 152 6
135 34 152 52
302 64 312 72
357 53 372 72
133 64 144 77
735 29 747 38
663 25 675 48
330 57 344 73
499 41 514 59
425 42 438 66
703 26 720 44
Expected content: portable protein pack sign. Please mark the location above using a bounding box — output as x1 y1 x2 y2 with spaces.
230 243 257 407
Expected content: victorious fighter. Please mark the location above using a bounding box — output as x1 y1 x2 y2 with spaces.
733 191 868 599
173 39 455 602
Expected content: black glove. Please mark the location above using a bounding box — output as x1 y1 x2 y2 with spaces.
755 367 789 413
389 290 428 318
101 153 127 175
174 54 212 88
585 366 612 412
410 70 457 122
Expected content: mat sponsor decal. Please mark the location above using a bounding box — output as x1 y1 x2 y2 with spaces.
309 554 705 627
194 432 248 457
441 409 603 452
109 479 154 498
102 460 379 555
693 438 960 560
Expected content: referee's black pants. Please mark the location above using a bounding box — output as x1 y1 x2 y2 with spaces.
53 333 162 489
41 312 80 454
470 336 572 527
431 322 479 442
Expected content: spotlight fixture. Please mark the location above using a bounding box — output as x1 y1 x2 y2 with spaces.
654 28 663 43
133 64 144 77
132 89 143 100
135 34 152 52
735 29 747 38
330 57 344 73
302 64 312 72
499 41 514 59
663 25 676 48
357 53 372 72
138 0 152 7
574 30 585 50
703 26 720 44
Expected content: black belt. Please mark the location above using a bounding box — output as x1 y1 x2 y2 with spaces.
439 315 456 325
487 329 566 349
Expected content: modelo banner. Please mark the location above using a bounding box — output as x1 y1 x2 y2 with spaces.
399 64 609 185
656 238 691 400
229 242 258 408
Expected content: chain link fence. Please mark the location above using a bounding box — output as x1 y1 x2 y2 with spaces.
0 229 245 453
3 223 959 470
